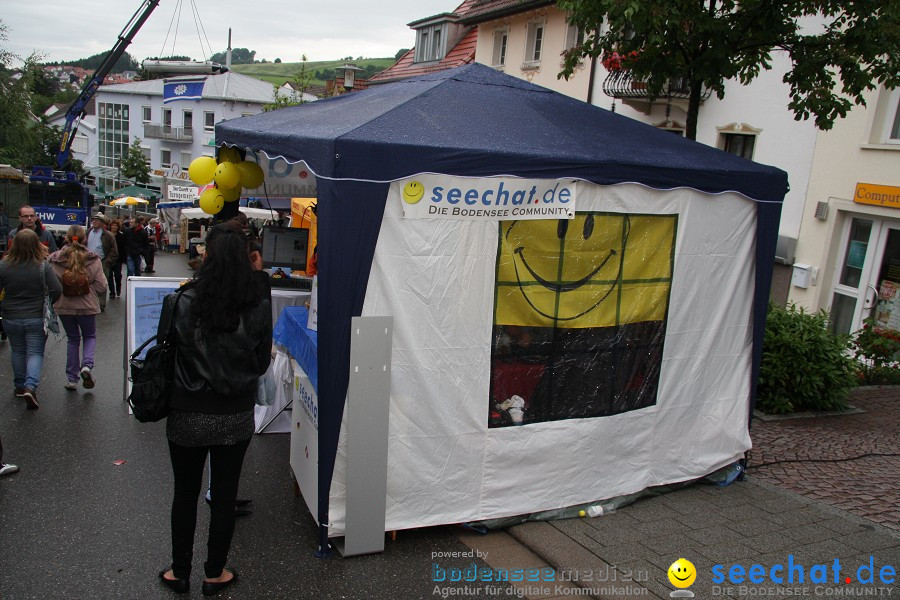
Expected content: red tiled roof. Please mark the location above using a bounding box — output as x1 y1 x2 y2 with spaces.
369 0 479 85
409 0 479 25
459 0 555 24
369 27 477 85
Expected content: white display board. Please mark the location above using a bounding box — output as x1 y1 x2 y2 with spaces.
123 277 185 401
123 276 310 423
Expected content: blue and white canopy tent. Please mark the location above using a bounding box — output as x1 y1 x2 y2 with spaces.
217 63 787 553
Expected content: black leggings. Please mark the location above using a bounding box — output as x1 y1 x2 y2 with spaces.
168 438 250 580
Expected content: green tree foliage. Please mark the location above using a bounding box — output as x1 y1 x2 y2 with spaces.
274 58 281 64
145 55 192 62
119 138 150 184
263 55 314 111
559 0 900 140
31 124 87 176
209 48 256 64
0 21 39 166
757 303 856 414
395 48 410 61
46 51 138 73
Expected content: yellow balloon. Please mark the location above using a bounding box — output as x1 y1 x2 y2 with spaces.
220 184 242 202
199 188 225 215
236 161 264 189
188 157 217 186
217 146 241 164
214 162 240 189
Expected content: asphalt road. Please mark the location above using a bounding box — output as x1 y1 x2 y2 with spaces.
0 252 498 600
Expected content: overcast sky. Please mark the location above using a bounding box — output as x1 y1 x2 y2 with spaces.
2 0 456 65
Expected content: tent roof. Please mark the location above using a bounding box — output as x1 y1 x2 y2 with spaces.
217 63 787 203
103 184 161 200
181 206 277 221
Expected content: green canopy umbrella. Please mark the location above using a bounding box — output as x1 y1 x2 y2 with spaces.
102 184 161 201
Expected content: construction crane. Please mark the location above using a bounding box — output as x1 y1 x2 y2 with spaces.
56 0 160 168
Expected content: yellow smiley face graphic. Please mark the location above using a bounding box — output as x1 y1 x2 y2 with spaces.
667 558 696 588
402 180 425 204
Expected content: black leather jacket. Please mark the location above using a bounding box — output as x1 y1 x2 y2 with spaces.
158 283 272 414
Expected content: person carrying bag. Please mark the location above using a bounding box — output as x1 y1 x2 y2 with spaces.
155 224 271 595
48 226 108 391
0 228 62 409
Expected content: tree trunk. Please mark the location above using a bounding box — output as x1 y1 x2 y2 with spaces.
685 79 704 140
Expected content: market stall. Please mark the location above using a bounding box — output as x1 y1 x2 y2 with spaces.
217 64 788 554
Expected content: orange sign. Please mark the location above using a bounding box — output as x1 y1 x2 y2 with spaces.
854 183 900 209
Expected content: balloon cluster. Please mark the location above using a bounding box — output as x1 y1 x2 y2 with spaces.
187 147 264 215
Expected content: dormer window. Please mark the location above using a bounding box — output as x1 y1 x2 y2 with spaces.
415 24 446 62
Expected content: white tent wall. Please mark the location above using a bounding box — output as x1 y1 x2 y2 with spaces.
326 181 756 536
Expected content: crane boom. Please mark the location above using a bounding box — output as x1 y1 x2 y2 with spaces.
56 0 160 168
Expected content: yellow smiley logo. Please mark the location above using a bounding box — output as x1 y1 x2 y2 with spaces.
402 180 425 204
667 558 696 588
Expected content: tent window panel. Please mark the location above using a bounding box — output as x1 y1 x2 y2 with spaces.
493 29 508 67
490 212 676 428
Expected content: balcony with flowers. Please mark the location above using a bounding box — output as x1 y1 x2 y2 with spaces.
600 51 710 106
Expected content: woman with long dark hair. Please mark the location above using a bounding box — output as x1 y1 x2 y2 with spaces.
49 225 108 390
157 223 271 596
0 228 62 408
108 218 126 298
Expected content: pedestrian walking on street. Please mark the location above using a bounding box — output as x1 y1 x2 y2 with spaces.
124 217 149 277
143 218 161 273
7 205 58 253
0 229 62 409
0 430 19 477
48 225 108 391
85 213 118 311
109 219 127 298
157 224 272 596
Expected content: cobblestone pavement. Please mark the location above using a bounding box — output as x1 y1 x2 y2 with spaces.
747 386 900 531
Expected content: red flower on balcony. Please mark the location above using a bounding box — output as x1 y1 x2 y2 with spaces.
601 51 639 72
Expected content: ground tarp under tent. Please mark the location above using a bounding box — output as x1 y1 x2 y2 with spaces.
216 63 788 551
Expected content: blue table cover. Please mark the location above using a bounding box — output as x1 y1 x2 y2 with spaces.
273 306 318 394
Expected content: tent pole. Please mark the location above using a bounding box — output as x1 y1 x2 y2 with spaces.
315 525 332 558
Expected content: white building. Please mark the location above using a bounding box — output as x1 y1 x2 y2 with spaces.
61 71 277 196
787 86 900 335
